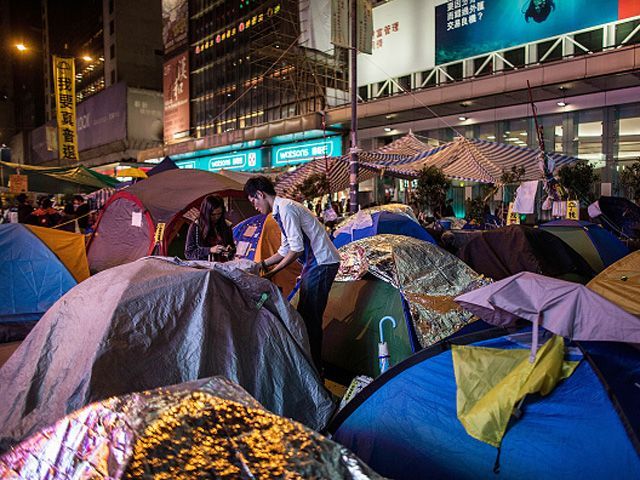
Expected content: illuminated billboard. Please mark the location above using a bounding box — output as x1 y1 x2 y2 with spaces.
176 148 264 172
271 136 343 167
163 52 190 143
435 0 639 65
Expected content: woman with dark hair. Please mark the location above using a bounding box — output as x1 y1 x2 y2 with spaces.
184 195 236 262
523 0 555 23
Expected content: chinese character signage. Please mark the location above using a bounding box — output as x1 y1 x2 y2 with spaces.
163 52 190 143
506 202 520 226
162 0 188 54
331 0 373 54
9 175 28 194
272 137 342 167
565 200 580 220
53 56 79 162
435 0 621 65
357 0 435 86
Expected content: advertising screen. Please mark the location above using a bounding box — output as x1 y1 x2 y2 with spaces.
271 136 343 167
435 0 635 65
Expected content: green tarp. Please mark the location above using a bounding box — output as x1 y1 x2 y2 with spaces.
0 161 120 193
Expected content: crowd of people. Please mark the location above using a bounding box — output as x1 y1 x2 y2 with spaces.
1 193 92 233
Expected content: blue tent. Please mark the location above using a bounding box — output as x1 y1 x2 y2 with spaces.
233 214 268 261
540 219 629 272
330 329 640 479
333 211 435 249
0 224 79 329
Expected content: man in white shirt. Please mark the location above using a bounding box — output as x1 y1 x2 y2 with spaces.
244 176 340 371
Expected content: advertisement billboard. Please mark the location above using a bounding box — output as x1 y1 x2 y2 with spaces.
163 52 190 143
271 136 342 167
435 0 638 65
162 0 188 54
357 0 439 86
176 148 264 172
76 82 127 151
127 88 163 143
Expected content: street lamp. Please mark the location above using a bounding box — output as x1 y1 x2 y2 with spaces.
15 43 27 52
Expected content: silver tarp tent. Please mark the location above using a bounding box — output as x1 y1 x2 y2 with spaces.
0 377 383 479
0 258 334 451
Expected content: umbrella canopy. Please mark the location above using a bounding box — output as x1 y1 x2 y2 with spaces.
587 251 640 316
0 377 382 479
455 272 640 344
117 167 148 178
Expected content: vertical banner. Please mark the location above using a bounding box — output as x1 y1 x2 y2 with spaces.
53 56 79 162
331 0 349 48
357 0 373 54
331 0 373 54
163 52 190 143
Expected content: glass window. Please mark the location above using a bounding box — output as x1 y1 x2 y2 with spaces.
574 110 605 169
475 122 497 142
616 106 640 167
539 114 564 152
502 119 530 148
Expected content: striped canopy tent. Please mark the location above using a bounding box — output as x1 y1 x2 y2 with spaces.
275 132 432 199
379 136 580 184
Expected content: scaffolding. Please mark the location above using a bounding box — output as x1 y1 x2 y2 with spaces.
189 0 348 137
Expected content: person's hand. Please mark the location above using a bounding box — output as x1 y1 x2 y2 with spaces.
210 245 225 254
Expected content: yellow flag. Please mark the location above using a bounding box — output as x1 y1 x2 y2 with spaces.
452 335 578 447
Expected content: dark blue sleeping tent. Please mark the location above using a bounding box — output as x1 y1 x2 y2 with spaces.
330 329 640 480
333 211 435 248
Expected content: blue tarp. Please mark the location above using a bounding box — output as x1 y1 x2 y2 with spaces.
0 224 77 323
331 332 640 479
333 211 435 249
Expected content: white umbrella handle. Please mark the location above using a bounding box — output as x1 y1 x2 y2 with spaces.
530 312 542 363
379 316 397 344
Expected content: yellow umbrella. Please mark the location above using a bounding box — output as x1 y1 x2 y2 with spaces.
452 335 579 448
117 167 148 179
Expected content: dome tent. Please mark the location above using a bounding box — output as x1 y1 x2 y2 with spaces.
0 257 333 449
86 169 244 273
0 224 89 341
318 234 487 379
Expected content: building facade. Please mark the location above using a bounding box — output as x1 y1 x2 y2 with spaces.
146 0 640 203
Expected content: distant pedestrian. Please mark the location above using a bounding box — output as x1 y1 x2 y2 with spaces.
16 193 33 223
73 195 90 232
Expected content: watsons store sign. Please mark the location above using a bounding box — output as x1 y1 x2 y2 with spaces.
176 148 263 172
272 136 342 167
